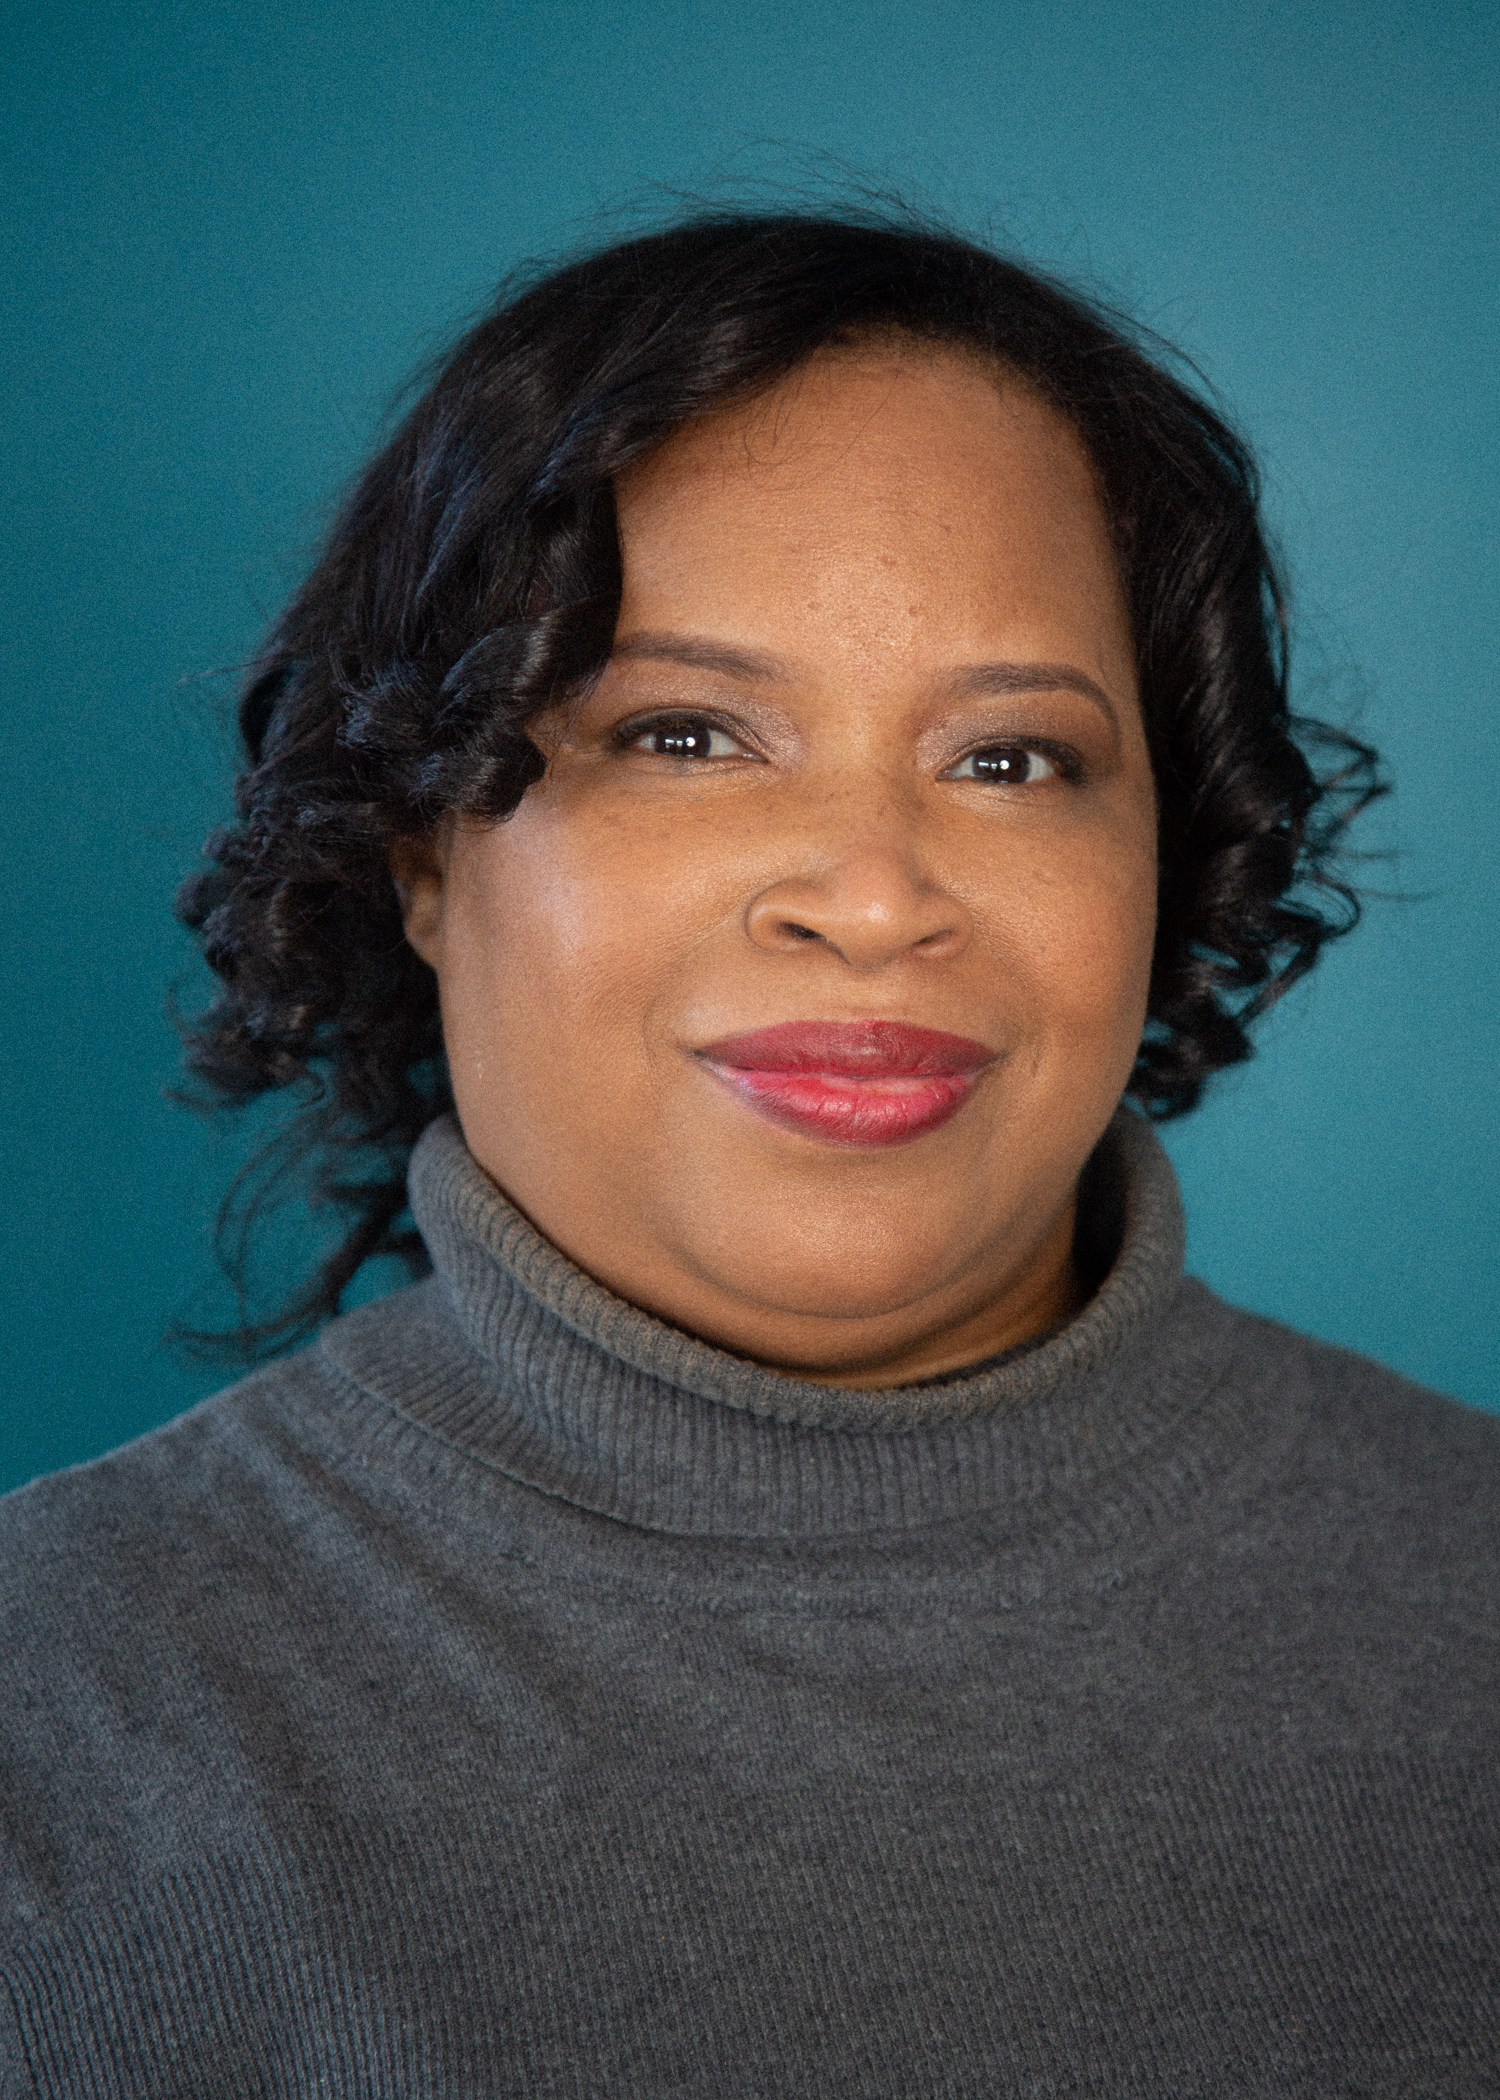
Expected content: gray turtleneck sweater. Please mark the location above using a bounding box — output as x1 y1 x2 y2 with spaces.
1 1113 1496 2096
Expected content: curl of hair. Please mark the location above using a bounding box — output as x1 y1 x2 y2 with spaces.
176 209 1385 1355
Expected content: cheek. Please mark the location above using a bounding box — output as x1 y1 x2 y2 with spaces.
440 796 705 1071
978 822 1157 1046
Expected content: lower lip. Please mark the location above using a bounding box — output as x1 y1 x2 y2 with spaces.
701 1064 978 1146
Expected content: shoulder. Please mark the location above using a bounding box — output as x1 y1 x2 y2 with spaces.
0 1343 353 1810
0 1298 433 1938
1207 1288 1498 1485
0 1339 337 1584
0 1281 448 1675
1189 1284 1499 1610
0 1278 449 1575
0 1277 471 1716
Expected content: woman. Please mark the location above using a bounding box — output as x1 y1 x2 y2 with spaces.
2 213 1495 2095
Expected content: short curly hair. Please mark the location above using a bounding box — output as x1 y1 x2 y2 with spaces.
177 209 1383 1355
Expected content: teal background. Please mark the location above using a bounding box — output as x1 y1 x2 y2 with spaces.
3 0 1497 1492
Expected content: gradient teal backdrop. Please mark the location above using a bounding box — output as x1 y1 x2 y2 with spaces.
3 0 1497 1492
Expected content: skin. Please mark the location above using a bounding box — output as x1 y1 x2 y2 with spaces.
392 342 1159 1387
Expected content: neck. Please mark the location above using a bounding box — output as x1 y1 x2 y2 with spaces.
394 1104 1180 1440
314 1105 1192 1541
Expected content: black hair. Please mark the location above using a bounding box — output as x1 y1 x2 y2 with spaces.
177 208 1383 1355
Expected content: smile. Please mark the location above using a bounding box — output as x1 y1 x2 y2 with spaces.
695 1020 995 1148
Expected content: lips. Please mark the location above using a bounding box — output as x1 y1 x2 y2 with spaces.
695 1020 994 1147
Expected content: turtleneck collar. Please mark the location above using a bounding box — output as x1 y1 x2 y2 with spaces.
319 1108 1221 1539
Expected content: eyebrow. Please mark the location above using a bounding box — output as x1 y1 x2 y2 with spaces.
947 660 1119 730
610 632 1119 728
610 633 791 682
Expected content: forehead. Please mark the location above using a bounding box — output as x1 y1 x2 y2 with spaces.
619 341 1102 513
612 343 1132 690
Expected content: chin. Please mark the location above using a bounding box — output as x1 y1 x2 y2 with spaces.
677 1204 991 1326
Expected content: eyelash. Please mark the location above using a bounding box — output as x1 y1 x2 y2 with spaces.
614 712 757 760
945 738 1084 787
614 712 1084 785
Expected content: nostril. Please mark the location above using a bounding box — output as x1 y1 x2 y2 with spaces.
786 922 822 942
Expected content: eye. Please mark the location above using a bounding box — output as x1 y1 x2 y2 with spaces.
946 743 1060 786
627 717 745 760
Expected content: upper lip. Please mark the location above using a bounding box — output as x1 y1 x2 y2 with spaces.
695 1020 995 1077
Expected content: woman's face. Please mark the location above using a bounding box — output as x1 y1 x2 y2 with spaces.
395 344 1158 1385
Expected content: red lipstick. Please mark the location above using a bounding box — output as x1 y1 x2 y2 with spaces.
696 1020 994 1147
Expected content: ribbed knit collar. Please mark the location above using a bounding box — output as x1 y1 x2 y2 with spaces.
320 1109 1218 1538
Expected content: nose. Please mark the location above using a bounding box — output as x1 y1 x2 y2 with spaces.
744 838 973 971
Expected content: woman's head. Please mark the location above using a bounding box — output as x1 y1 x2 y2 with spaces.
391 343 1155 1381
179 210 1380 1360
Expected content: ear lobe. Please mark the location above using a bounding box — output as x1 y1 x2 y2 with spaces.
387 835 446 968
